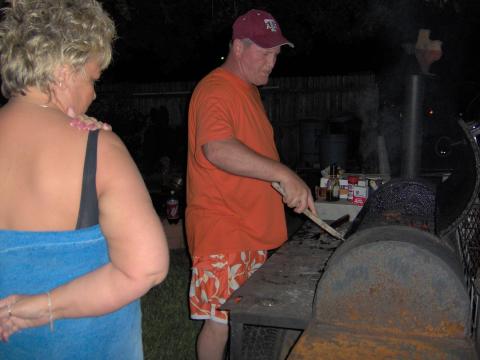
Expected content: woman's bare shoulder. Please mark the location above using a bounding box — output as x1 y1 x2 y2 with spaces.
95 129 144 192
96 129 131 161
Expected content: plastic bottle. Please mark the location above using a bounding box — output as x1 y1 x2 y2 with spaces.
166 190 180 224
326 164 340 202
331 166 340 201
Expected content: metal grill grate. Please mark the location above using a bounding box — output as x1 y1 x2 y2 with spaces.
240 325 286 359
457 201 480 336
459 203 480 275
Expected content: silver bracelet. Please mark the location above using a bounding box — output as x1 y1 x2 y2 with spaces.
46 291 54 332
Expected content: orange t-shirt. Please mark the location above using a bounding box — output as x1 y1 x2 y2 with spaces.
186 68 287 257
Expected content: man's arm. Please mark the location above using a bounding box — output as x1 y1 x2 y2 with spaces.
203 138 316 214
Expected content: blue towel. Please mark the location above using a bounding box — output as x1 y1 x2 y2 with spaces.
0 225 143 359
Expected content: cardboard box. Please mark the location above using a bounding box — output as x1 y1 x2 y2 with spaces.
353 185 368 206
358 180 367 187
353 185 368 197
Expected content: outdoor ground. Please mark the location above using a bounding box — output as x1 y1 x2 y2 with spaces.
141 248 200 360
141 209 305 359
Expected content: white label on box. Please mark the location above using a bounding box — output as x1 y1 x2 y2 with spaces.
353 185 368 197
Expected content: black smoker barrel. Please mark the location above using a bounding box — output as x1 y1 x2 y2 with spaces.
291 225 474 359
290 119 480 359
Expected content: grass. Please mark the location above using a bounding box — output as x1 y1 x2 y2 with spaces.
139 210 305 359
141 249 201 360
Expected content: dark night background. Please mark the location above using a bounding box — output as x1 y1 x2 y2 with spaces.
0 0 478 113
2 0 480 182
62 0 480 191
82 0 480 180
96 0 480 109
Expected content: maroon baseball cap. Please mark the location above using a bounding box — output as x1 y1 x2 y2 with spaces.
232 9 294 49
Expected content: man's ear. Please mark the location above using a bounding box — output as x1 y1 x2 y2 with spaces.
232 39 244 58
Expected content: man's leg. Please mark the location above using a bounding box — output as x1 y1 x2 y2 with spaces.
197 319 229 360
189 251 268 359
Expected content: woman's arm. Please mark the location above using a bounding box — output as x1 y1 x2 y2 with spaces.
53 130 169 317
0 130 169 340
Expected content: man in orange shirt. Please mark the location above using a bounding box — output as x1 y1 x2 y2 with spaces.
186 9 316 360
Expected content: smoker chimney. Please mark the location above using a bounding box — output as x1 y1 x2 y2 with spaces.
401 74 425 178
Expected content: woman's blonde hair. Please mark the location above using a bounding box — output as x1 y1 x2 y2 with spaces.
0 0 116 98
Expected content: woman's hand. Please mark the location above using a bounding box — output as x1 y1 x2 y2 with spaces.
0 294 51 342
68 107 112 131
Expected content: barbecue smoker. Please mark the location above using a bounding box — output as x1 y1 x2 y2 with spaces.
223 75 480 359
290 77 480 358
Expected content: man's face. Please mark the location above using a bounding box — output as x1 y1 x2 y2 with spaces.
237 41 281 86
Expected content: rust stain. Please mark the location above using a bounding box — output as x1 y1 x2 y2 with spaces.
318 277 465 338
290 331 465 359
422 321 466 337
324 319 465 339
368 285 381 296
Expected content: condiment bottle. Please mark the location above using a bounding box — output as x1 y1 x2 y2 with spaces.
331 165 340 201
326 164 340 202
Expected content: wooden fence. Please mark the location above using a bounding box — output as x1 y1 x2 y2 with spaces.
95 72 379 172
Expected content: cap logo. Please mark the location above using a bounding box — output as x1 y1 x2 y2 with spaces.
264 19 278 32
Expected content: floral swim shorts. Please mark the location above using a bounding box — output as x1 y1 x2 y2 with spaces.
189 250 267 324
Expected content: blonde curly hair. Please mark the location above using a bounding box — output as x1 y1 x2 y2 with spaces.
0 0 116 98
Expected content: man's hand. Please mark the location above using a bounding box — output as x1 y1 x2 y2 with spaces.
68 107 112 131
278 173 317 215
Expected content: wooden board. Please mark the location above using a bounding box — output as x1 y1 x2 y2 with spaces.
221 220 345 329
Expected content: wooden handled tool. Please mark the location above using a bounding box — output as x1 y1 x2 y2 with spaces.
272 182 345 241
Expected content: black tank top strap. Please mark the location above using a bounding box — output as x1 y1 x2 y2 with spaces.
75 130 100 229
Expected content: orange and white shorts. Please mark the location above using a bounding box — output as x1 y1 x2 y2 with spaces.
189 250 267 324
